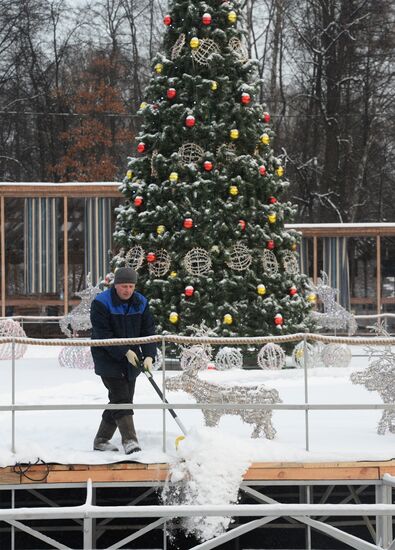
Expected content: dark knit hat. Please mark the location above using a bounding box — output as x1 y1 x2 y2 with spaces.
114 267 138 285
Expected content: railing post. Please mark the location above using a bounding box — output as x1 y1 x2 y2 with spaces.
11 337 16 454
162 336 167 454
376 482 393 548
303 336 310 452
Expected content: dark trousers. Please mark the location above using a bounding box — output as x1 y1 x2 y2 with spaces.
101 376 136 425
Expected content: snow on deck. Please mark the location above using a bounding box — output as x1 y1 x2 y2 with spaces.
0 345 394 468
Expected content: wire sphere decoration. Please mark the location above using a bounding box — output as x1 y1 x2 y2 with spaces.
178 143 205 165
171 33 186 60
262 249 279 276
125 245 145 271
0 319 27 360
282 251 300 275
292 341 316 368
227 243 252 271
183 248 212 276
321 344 352 368
258 343 286 370
215 347 243 370
191 38 221 66
58 346 94 369
148 249 171 277
180 344 211 372
228 37 249 63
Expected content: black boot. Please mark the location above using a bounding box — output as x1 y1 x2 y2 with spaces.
116 415 141 454
93 419 119 451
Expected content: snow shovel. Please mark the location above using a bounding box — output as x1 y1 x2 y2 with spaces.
136 360 188 436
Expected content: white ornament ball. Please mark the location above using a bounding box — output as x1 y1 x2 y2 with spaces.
292 341 315 368
321 344 352 368
0 319 27 360
215 347 243 370
258 343 286 370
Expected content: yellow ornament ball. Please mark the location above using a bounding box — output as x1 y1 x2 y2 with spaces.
169 172 179 182
126 170 133 180
230 129 239 140
307 293 317 304
276 166 284 177
268 212 277 224
257 284 266 296
154 63 164 74
223 314 233 325
156 225 166 235
291 243 298 251
229 185 239 196
211 80 218 91
139 102 148 110
260 133 270 145
169 271 178 278
169 312 179 324
228 10 237 23
190 37 200 49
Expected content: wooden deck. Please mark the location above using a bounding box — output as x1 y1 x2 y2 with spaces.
1 461 395 486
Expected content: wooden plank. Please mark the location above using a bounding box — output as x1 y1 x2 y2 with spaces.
243 467 380 481
46 468 168 484
379 466 395 477
0 184 122 199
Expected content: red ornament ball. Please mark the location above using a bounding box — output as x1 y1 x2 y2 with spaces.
134 196 143 207
147 252 156 263
185 115 196 127
137 142 146 153
289 286 298 296
202 13 212 25
268 196 277 204
274 313 284 326
184 285 195 297
163 15 172 26
167 88 177 99
241 92 251 105
183 218 193 229
238 219 246 231
267 240 275 250
203 160 213 171
263 112 271 123
259 165 266 176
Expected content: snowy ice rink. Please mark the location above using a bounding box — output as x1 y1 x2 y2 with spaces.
0 344 394 468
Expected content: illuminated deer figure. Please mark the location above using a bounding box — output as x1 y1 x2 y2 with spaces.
351 324 395 435
165 345 282 439
59 274 101 337
309 271 357 335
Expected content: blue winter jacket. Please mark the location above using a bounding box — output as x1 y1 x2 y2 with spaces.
90 287 157 379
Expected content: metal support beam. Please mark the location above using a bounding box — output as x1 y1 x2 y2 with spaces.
348 485 376 542
241 486 384 550
376 484 393 548
189 516 280 550
106 518 168 550
5 519 72 550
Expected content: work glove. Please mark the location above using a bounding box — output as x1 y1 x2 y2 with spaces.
143 356 153 373
126 349 139 367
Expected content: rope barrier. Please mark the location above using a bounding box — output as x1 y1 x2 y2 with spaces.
0 333 394 347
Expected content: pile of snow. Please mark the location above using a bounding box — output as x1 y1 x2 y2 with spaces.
162 427 252 541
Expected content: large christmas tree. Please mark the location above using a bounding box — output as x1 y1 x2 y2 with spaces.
113 0 313 336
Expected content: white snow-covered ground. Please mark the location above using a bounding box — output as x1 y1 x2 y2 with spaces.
0 345 394 468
